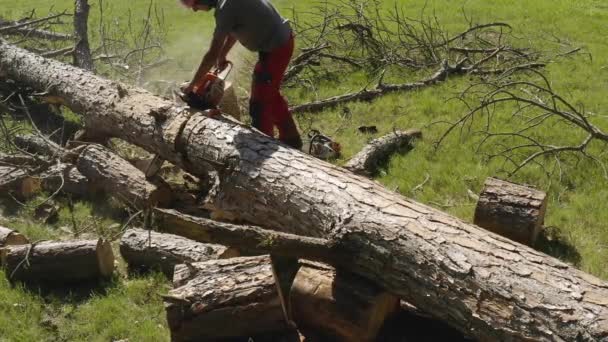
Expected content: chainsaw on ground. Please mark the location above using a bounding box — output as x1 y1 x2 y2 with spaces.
179 61 233 111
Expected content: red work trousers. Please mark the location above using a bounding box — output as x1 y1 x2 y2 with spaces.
249 33 302 149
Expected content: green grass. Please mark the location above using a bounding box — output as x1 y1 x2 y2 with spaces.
1 0 608 340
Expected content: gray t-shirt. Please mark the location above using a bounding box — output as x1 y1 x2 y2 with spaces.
214 0 291 52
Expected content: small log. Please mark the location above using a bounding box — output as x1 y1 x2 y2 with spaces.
39 162 92 197
344 129 422 176
76 144 172 208
119 228 238 276
164 255 289 341
474 177 547 245
0 226 29 246
290 262 399 342
2 239 114 283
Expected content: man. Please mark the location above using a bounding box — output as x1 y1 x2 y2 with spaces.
180 0 303 149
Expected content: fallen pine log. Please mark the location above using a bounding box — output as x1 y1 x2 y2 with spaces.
2 39 608 341
344 129 422 176
14 135 171 208
2 239 114 284
474 177 547 246
290 261 399 342
164 255 289 341
119 228 238 276
0 226 28 246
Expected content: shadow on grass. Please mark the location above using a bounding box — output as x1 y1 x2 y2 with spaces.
534 226 581 266
7 274 119 305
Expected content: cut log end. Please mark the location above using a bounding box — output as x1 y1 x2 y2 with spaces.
290 262 399 341
0 226 29 247
96 238 115 277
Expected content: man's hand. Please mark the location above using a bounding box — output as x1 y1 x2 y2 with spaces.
216 56 229 70
180 81 194 95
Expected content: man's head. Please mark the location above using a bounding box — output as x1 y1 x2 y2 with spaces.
180 0 217 12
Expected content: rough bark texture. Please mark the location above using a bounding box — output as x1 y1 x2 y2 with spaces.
2 40 608 341
119 228 238 276
290 261 399 342
2 239 114 283
76 144 171 208
165 256 288 341
344 129 422 176
155 208 337 261
73 0 94 71
39 162 92 197
0 226 29 247
474 177 547 246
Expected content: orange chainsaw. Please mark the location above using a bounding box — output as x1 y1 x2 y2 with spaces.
180 61 233 111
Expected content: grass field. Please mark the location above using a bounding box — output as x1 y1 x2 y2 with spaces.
1 0 607 340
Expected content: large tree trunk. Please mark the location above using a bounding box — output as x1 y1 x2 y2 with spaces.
164 255 289 341
2 239 114 283
120 228 238 276
2 40 607 341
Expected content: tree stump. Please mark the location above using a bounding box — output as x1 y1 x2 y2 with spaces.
165 255 288 341
474 177 547 245
2 239 114 284
119 228 238 276
290 262 399 342
0 226 29 247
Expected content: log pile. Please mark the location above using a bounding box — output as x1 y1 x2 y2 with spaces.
1 39 608 342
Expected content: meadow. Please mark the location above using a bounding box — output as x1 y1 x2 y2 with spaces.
0 0 607 340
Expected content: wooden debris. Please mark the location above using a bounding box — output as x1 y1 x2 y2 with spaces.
290 261 399 342
344 129 422 176
2 239 114 284
474 177 547 245
0 226 29 247
165 256 289 341
119 228 238 276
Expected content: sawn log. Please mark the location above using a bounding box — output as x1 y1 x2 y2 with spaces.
2 39 607 341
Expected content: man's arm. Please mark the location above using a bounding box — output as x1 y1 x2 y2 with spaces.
184 33 228 94
217 34 237 67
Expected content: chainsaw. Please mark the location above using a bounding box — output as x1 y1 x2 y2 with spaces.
179 61 233 111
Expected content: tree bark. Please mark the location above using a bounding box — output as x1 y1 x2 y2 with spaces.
290 261 399 342
76 144 172 208
164 255 289 341
73 0 94 71
2 239 114 283
14 135 170 207
474 177 547 246
0 226 29 247
2 40 608 341
344 129 422 176
119 228 238 276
